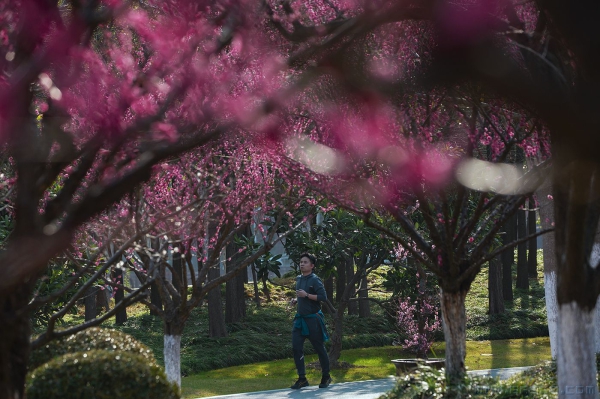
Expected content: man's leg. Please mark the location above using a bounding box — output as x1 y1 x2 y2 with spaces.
291 328 309 388
306 318 331 388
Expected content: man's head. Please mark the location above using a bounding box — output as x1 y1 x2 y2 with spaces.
299 253 316 275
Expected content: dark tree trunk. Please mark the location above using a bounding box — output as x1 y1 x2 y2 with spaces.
440 288 467 386
0 287 33 399
113 268 127 325
328 303 346 365
225 240 246 324
208 263 227 338
85 285 99 321
329 266 369 364
324 276 334 314
488 256 505 314
501 215 515 301
150 281 163 316
172 246 185 292
261 278 271 302
358 275 371 318
146 239 162 316
335 258 346 303
251 264 260 308
346 259 358 315
528 197 538 278
96 287 109 314
516 208 529 290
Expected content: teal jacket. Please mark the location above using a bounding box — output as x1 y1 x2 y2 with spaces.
293 311 329 342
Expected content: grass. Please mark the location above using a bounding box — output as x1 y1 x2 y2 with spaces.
181 338 551 398
465 250 548 340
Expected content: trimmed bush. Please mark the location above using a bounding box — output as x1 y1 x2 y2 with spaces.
379 366 558 399
379 367 499 399
27 350 179 399
30 327 156 370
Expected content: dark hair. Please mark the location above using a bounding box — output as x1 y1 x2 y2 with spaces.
299 253 316 267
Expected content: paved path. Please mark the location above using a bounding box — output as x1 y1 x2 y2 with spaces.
199 367 531 399
200 376 397 399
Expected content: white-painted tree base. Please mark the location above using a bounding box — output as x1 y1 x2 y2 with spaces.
590 244 600 354
544 271 558 359
164 334 181 388
557 302 598 399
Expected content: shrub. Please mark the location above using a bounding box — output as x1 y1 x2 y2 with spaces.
395 273 441 358
30 327 156 370
380 366 498 399
27 350 179 399
379 363 567 399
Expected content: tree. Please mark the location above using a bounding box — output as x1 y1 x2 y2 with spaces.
516 205 529 290
276 86 549 384
225 232 248 324
488 256 505 315
528 196 538 279
258 1 564 386
0 1 311 396
102 143 306 386
501 216 516 302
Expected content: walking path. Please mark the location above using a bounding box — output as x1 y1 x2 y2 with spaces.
199 367 531 399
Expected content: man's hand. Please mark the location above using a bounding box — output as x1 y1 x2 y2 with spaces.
290 298 298 306
296 289 308 298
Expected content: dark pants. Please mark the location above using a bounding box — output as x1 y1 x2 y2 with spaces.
292 317 330 377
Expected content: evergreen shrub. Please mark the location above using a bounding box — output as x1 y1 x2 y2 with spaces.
27 350 179 399
30 327 156 370
378 366 555 399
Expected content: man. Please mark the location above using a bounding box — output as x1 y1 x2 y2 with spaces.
290 253 331 389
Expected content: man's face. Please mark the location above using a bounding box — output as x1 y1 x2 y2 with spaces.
299 256 314 273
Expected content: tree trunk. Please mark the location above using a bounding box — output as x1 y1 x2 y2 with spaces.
440 288 467 386
261 278 271 302
501 215 515 301
324 276 334 314
358 276 371 318
516 208 529 290
538 183 558 358
335 259 346 303
208 263 227 338
346 259 358 315
85 285 99 321
147 240 162 316
488 256 505 314
528 197 538 278
164 320 185 388
328 303 346 364
172 245 185 293
150 281 163 316
225 240 246 324
553 163 600 398
592 243 600 354
251 264 260 308
96 286 109 313
112 268 127 325
0 288 32 399
557 303 597 399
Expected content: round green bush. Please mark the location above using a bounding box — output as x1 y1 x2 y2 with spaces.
27 350 179 399
30 327 156 370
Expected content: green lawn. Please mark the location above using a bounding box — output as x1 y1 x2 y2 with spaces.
182 337 551 398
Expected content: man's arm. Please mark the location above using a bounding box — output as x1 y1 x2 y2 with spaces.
311 277 327 302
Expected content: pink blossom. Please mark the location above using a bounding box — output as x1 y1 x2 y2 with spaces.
152 122 179 143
